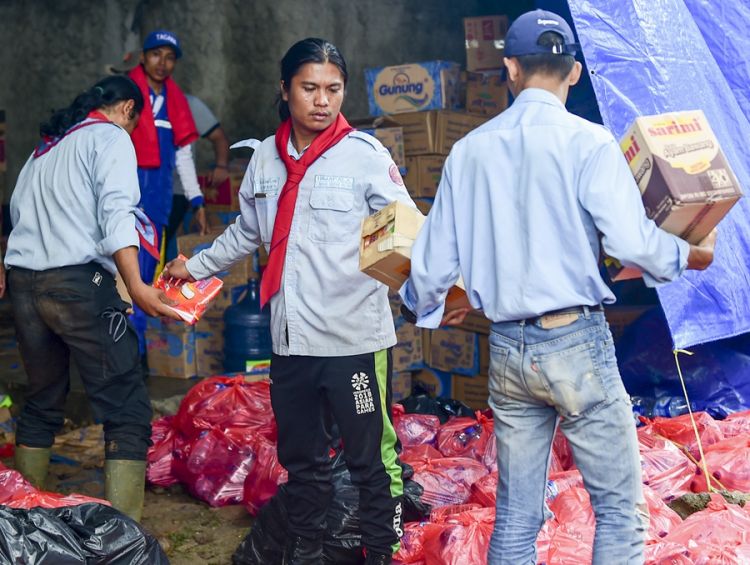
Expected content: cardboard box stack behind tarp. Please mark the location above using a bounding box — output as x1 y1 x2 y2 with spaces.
606 110 743 281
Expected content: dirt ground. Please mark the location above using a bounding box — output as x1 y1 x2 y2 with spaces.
2 423 253 565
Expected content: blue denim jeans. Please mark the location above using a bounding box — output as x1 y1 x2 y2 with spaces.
486 309 645 565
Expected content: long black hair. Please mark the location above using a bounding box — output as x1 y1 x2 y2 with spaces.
40 75 144 137
277 37 348 121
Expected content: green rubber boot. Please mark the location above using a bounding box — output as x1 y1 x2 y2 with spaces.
14 446 50 489
104 459 147 522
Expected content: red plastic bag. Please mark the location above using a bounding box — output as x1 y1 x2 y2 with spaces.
664 494 750 548
0 465 108 509
242 436 287 516
644 541 691 564
638 424 675 451
691 434 750 492
470 471 497 508
650 412 724 459
411 457 488 508
640 445 696 501
717 409 750 439
175 376 276 441
536 519 556 565
549 487 595 528
394 521 429 564
173 426 256 506
690 544 750 565
400 445 443 468
547 522 594 565
422 507 494 565
549 470 584 496
643 485 682 541
146 415 180 487
392 405 441 448
552 429 575 471
435 414 493 463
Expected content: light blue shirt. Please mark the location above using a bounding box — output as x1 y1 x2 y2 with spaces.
186 131 416 356
400 88 689 328
5 119 140 275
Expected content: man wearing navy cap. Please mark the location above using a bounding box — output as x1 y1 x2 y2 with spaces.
400 9 716 564
127 30 206 353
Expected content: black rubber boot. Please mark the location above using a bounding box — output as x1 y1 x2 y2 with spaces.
364 551 392 565
282 535 323 565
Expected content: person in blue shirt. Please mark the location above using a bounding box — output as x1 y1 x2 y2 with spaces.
400 10 717 565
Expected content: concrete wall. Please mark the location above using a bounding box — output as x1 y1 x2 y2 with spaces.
0 0 532 200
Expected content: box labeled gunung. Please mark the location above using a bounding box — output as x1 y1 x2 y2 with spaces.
364 61 461 116
607 110 743 281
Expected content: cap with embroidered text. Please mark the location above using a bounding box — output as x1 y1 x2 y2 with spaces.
143 30 182 59
504 10 578 58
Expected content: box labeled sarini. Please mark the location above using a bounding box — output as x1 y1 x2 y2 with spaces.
606 110 743 281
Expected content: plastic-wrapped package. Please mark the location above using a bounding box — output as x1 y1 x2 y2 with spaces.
549 487 594 528
637 423 675 451
640 445 697 501
242 435 288 516
552 429 575 471
393 404 441 448
549 470 584 497
175 376 276 441
393 521 429 564
422 507 495 565
650 412 724 459
435 413 496 470
691 434 750 492
535 519 556 565
154 256 223 324
146 415 180 487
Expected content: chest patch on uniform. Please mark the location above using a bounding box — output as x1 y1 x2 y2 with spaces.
389 163 404 186
314 175 354 189
255 178 280 197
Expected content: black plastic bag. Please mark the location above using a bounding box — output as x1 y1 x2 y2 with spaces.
0 502 168 564
233 450 430 564
400 390 475 423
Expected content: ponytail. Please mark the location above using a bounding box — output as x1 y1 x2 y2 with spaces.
40 75 144 137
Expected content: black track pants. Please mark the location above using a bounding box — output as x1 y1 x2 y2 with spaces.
270 349 404 555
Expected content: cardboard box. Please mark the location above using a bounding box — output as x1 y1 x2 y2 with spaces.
414 198 434 215
177 231 255 285
393 319 424 372
350 117 407 171
146 318 197 379
452 374 489 410
392 371 413 403
404 155 446 198
424 327 480 376
464 15 508 72
195 317 224 376
412 368 453 398
608 110 743 281
360 201 467 305
200 172 243 211
466 71 508 117
457 310 492 335
365 61 461 116
390 110 487 156
478 334 490 375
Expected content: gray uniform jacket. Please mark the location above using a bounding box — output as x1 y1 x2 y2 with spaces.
186 130 417 357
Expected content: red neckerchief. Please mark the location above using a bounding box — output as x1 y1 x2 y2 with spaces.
259 114 354 307
127 64 198 168
33 111 111 159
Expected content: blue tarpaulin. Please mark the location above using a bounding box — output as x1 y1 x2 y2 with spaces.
564 0 750 348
